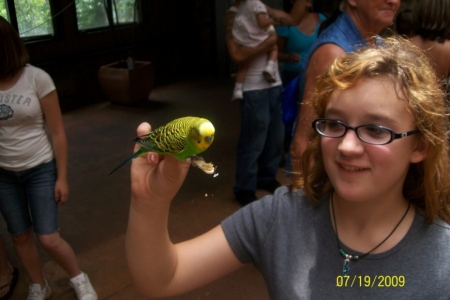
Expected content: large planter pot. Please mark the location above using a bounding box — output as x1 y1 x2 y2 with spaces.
98 61 155 105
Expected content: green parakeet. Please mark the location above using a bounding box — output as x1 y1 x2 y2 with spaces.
109 116 215 175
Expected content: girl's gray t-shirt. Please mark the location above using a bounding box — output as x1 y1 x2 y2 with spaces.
222 187 450 299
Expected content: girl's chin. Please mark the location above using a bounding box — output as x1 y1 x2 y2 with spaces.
332 187 369 202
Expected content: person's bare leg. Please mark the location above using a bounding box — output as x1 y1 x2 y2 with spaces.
38 232 81 278
12 229 46 287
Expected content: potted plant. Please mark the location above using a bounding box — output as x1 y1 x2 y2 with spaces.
98 58 155 105
97 1 155 105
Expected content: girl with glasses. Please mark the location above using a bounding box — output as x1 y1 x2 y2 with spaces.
126 37 450 299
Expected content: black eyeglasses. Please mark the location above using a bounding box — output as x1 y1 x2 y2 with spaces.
312 119 419 145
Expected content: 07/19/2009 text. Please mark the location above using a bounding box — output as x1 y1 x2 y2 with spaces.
336 275 405 288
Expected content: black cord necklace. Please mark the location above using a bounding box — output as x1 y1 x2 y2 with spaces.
330 193 411 276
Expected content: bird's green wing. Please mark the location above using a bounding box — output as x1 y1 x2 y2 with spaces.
135 120 190 154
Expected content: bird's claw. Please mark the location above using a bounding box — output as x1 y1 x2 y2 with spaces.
191 156 215 175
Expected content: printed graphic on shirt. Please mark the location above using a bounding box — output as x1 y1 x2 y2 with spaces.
0 104 14 120
0 94 31 105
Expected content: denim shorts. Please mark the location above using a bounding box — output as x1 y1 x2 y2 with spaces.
0 160 59 236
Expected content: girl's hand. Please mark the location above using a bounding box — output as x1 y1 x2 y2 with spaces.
130 122 191 208
54 178 69 204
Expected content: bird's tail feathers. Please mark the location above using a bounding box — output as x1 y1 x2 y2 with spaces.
109 149 143 175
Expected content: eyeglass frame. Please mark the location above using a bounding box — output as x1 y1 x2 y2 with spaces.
311 118 419 145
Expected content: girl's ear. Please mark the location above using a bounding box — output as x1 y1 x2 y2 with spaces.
410 138 428 163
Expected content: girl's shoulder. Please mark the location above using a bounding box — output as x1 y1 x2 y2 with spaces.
22 64 49 79
22 65 55 97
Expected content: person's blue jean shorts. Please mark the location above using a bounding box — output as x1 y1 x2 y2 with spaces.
0 160 59 236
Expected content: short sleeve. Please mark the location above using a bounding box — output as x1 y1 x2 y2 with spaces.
33 67 56 99
221 194 277 265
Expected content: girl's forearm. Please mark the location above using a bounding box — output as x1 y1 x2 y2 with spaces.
52 133 68 181
126 199 178 297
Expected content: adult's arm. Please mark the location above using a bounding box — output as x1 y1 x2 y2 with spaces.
267 0 312 25
126 122 244 297
40 90 69 204
290 44 346 167
256 12 275 28
225 10 277 65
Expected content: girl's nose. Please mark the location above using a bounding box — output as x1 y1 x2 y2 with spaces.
337 129 364 154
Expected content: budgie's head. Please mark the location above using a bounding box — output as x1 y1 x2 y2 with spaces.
191 118 215 151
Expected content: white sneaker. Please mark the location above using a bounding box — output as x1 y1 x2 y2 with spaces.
70 272 98 300
263 64 276 83
231 88 243 101
267 25 275 35
28 280 52 300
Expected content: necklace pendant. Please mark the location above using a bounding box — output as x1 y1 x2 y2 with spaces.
340 250 352 276
342 258 350 276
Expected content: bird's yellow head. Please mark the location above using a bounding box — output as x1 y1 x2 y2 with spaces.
194 119 215 150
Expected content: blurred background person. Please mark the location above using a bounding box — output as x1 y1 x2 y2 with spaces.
277 0 327 85
396 0 450 102
276 0 327 175
225 0 312 205
231 0 280 101
0 16 97 300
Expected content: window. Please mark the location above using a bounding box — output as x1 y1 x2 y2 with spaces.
75 0 109 30
0 0 54 38
2 0 139 38
0 1 8 19
75 0 138 31
114 0 137 24
14 0 54 37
